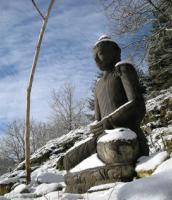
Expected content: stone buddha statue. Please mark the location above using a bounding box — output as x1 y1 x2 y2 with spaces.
90 35 149 156
64 35 149 193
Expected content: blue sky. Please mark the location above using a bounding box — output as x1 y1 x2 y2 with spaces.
0 0 112 134
0 0 149 134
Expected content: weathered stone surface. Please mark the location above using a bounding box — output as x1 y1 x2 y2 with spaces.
165 139 172 154
0 183 13 195
65 164 134 193
97 134 139 165
63 136 97 171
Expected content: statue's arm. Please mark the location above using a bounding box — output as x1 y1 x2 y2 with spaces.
116 62 142 100
105 62 146 127
94 93 101 121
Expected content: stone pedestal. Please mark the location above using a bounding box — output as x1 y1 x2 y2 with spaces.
97 129 139 164
64 128 139 193
65 164 134 194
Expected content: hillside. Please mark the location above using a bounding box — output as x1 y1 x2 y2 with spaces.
0 87 171 200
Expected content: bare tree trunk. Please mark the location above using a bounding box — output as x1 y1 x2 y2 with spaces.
25 0 55 184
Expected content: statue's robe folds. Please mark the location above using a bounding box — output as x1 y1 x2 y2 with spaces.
95 62 149 156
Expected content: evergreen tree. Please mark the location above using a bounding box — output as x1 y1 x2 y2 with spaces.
148 0 172 91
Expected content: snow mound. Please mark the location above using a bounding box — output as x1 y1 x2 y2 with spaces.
114 169 172 200
97 128 137 143
88 182 120 192
36 172 64 184
35 183 61 196
13 184 28 193
62 193 84 200
84 169 172 200
0 177 19 184
70 153 105 173
0 197 8 200
136 151 169 172
31 165 65 184
153 157 172 174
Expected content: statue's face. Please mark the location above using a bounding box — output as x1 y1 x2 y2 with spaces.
93 41 120 71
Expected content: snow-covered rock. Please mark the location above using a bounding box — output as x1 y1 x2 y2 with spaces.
16 126 91 171
97 128 139 164
88 182 118 193
35 183 62 196
4 192 38 200
0 197 8 200
70 154 105 173
153 157 172 174
36 172 64 184
136 151 169 177
31 165 65 184
97 128 137 143
13 184 29 193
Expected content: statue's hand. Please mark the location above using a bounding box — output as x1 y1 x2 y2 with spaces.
90 120 104 136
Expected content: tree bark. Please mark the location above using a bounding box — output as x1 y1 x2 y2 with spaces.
25 0 55 184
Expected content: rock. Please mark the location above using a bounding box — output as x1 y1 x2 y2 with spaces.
0 196 8 200
163 134 172 154
135 151 169 178
0 183 13 195
97 128 139 164
88 182 120 193
36 172 64 184
153 157 172 174
4 192 38 199
15 127 90 171
70 154 105 173
35 183 62 196
56 155 65 170
13 184 29 194
65 164 134 193
63 136 97 171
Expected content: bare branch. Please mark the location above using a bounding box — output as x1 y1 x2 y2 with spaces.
32 0 45 20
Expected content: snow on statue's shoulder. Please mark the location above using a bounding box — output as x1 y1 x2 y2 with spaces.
136 151 169 172
97 128 137 143
70 153 105 173
115 61 134 67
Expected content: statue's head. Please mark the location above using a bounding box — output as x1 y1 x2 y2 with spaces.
93 35 121 71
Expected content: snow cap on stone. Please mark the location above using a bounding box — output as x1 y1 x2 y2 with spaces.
98 128 137 143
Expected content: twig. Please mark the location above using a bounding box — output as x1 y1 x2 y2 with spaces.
32 0 45 20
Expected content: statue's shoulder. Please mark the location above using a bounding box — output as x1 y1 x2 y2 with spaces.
115 61 135 74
